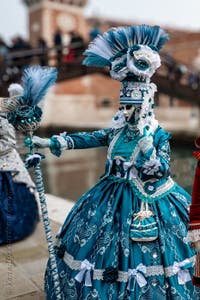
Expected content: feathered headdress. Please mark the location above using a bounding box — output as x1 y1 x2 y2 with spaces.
6 66 57 132
20 65 57 106
83 25 169 67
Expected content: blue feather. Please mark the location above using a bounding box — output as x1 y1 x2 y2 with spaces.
83 25 169 68
83 52 110 67
21 66 57 106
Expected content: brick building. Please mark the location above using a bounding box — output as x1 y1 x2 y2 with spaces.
23 0 200 128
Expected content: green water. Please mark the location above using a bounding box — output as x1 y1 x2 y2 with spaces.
171 145 196 194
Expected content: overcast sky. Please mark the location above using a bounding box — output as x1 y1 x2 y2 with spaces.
0 0 200 43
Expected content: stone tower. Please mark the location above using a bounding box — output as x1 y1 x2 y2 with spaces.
22 0 89 46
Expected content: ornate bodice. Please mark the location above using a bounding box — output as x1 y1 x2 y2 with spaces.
108 125 142 160
103 125 174 201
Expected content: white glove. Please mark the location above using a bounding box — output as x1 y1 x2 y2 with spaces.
32 136 50 148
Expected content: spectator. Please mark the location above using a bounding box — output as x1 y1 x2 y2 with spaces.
188 72 200 90
9 36 32 68
0 37 8 86
174 64 187 83
163 53 175 80
69 31 85 59
10 36 30 52
53 28 63 65
38 37 48 66
23 39 33 64
0 37 8 62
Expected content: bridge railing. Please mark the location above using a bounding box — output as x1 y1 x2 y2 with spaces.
0 42 85 94
11 41 84 59
0 44 200 103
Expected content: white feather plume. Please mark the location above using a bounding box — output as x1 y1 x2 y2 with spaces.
8 83 24 97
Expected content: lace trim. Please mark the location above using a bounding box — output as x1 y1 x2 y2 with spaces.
164 257 196 277
63 251 81 270
52 135 69 151
146 266 164 277
56 136 69 151
130 176 175 201
185 229 200 243
63 251 195 282
107 128 123 159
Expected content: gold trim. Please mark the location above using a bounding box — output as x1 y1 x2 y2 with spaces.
0 97 20 112
0 98 8 112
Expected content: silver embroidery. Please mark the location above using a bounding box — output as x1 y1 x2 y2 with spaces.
74 222 98 247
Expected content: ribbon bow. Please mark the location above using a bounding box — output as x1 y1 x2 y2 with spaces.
172 260 191 285
128 264 147 291
75 259 94 287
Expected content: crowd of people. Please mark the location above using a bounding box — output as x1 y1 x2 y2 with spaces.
0 28 86 67
0 24 102 64
0 28 88 87
162 53 200 90
0 27 199 92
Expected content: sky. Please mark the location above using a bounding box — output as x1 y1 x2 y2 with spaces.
0 0 200 43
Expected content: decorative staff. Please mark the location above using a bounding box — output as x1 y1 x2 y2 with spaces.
4 66 62 299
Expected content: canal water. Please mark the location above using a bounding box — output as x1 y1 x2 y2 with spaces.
36 141 196 201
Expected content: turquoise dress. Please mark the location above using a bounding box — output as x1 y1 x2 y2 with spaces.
45 124 198 299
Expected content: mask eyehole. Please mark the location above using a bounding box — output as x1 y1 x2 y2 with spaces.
126 105 132 110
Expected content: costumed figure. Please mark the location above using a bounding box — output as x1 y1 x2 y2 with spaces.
2 66 62 299
0 84 39 244
33 25 198 299
185 137 200 286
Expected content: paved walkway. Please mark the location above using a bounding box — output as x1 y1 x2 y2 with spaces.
0 194 74 300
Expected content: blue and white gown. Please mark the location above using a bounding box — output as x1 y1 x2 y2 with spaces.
45 124 198 299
